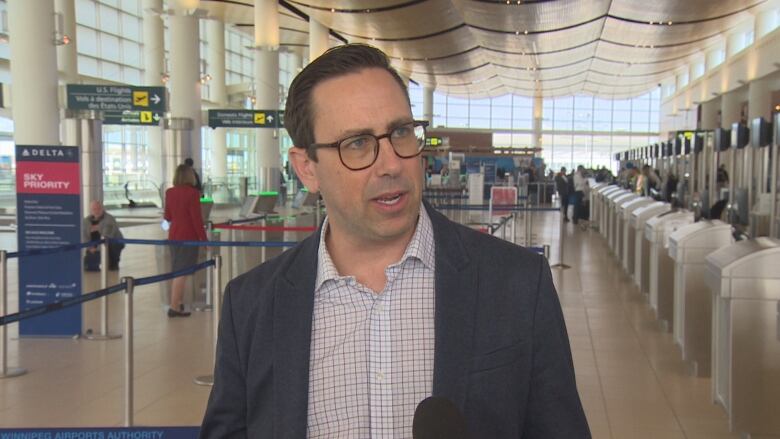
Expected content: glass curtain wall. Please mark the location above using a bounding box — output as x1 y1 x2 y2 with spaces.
411 83 660 173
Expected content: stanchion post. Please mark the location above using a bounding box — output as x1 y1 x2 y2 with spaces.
0 250 27 379
315 199 322 228
205 222 213 308
86 241 121 340
194 255 222 387
123 276 135 426
228 228 236 279
260 218 267 264
551 209 571 269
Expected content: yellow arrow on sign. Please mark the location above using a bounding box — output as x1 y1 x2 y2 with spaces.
254 112 266 125
133 91 149 107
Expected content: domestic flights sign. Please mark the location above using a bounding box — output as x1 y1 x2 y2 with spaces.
208 109 284 128
66 84 166 112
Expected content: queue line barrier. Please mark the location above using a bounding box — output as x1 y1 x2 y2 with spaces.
0 253 220 427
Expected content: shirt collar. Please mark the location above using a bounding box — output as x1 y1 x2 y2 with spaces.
315 203 435 292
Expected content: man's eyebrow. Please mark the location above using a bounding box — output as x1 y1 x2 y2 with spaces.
334 118 415 139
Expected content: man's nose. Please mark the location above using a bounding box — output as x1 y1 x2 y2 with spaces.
373 138 403 174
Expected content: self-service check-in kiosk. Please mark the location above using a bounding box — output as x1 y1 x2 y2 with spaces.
620 197 654 272
631 202 671 287
599 186 623 237
705 238 780 437
611 193 639 256
644 211 694 327
667 220 732 376
605 188 628 245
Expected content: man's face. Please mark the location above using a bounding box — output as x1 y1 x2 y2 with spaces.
290 68 424 247
90 202 103 217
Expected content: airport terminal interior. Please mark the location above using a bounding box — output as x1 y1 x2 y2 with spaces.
1 0 780 437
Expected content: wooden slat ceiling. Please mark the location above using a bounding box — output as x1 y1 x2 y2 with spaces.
199 0 769 98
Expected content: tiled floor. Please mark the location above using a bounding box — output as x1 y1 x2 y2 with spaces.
0 208 748 437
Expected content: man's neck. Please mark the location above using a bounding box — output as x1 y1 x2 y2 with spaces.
325 222 417 293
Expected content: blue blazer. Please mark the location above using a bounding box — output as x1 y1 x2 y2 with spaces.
200 202 590 438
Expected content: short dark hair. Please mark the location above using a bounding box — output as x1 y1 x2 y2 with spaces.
184 158 194 166
284 44 410 161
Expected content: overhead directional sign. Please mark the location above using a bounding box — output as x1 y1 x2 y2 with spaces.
425 136 444 147
208 109 284 129
103 110 163 126
66 84 166 112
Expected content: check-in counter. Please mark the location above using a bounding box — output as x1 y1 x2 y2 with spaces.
606 190 630 247
631 202 671 288
597 186 622 239
705 238 780 437
589 182 606 230
667 220 732 376
619 197 654 272
644 211 694 328
611 193 639 256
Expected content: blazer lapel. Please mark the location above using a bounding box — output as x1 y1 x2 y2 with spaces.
272 229 320 438
426 203 477 408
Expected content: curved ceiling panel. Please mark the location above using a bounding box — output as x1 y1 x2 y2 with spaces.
451 0 611 32
200 0 767 98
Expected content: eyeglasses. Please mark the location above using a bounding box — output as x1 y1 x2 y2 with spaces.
310 120 429 171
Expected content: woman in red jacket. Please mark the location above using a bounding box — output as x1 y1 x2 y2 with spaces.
164 164 208 317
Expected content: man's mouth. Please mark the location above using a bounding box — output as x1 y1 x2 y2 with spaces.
374 192 404 205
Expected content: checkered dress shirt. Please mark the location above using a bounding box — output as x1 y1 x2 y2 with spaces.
306 206 436 438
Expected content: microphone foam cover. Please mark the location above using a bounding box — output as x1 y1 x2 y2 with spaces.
412 396 469 439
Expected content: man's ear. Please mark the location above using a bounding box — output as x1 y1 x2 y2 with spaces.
288 147 320 193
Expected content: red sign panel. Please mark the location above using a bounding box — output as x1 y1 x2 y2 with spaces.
16 161 80 195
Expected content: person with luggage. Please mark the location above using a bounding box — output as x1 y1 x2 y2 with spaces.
83 200 124 271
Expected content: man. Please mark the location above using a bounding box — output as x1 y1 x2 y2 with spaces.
554 167 570 222
572 165 587 225
200 44 589 438
640 165 661 198
82 200 124 270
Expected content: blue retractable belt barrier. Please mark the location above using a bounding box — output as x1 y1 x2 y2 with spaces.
113 238 300 248
0 259 215 327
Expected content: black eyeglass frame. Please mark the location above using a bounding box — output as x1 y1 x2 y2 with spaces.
309 120 430 171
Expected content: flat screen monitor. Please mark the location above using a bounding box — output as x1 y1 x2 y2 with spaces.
714 128 731 151
731 122 749 149
239 196 259 218
775 113 780 144
693 132 705 153
674 136 683 155
255 192 278 213
750 117 772 147
291 189 320 209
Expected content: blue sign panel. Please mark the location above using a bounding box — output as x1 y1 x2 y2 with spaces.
15 145 82 336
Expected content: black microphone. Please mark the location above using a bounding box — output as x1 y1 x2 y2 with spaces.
412 396 469 439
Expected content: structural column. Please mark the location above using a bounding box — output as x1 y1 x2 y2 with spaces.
8 0 60 145
720 90 742 128
207 19 228 199
747 77 772 122
55 0 78 84
254 0 281 192
532 94 543 149
143 0 165 191
309 18 329 62
423 86 434 123
169 10 202 183
700 98 720 130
